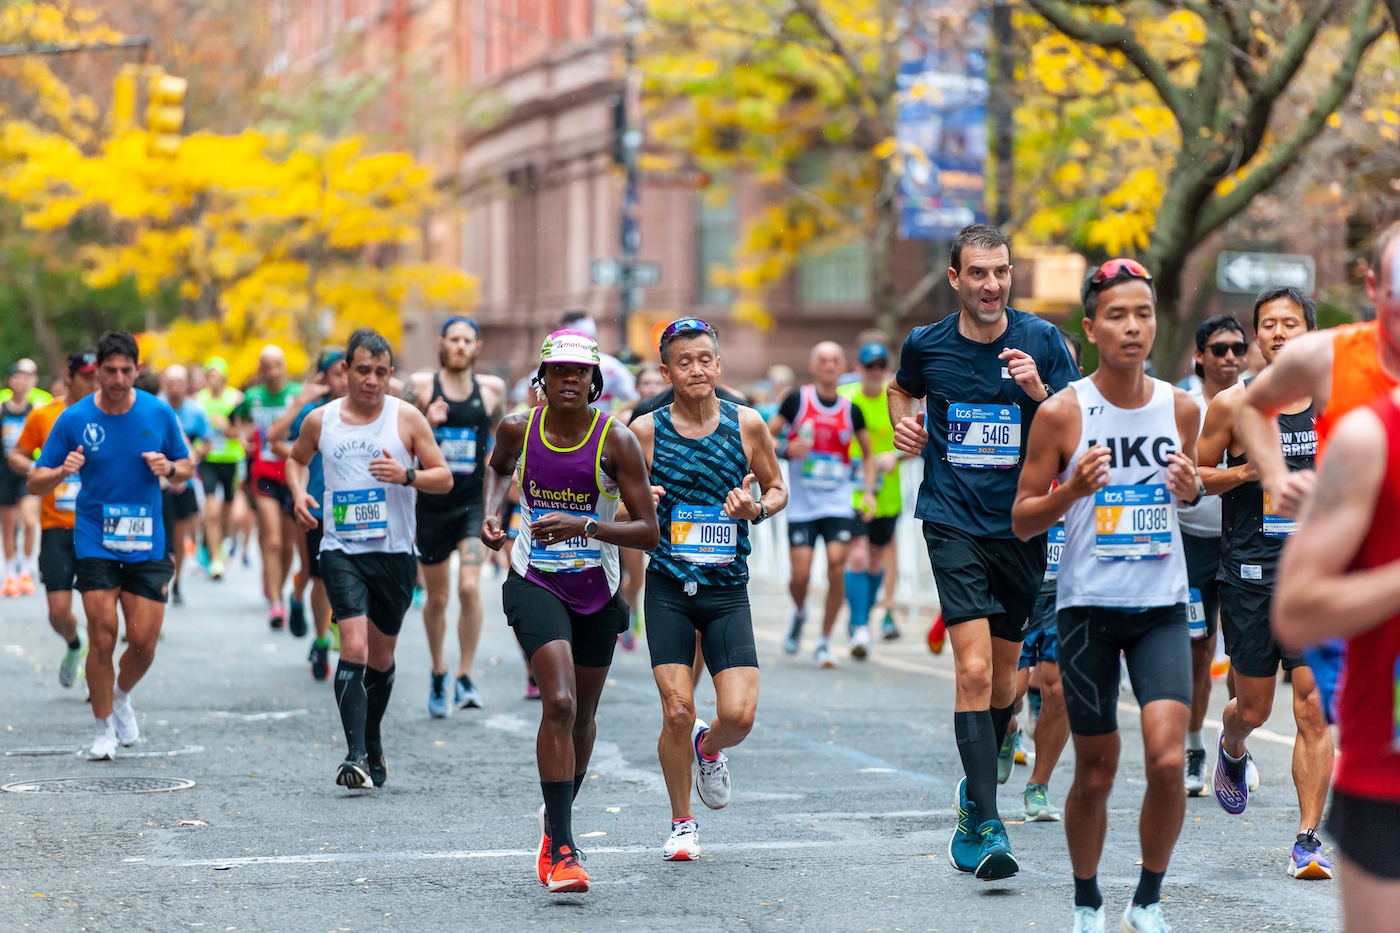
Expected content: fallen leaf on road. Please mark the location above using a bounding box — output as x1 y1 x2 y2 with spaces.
179 820 208 826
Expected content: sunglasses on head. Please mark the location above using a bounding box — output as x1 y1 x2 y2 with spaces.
1091 258 1153 285
659 317 716 344
1207 341 1248 358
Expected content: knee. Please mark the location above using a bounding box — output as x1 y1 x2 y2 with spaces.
1076 759 1117 797
1237 697 1273 732
723 704 756 737
424 588 449 614
541 690 577 730
458 577 480 604
661 695 697 737
1144 745 1185 785
957 656 993 696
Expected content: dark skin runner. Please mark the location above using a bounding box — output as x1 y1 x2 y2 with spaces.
481 361 659 782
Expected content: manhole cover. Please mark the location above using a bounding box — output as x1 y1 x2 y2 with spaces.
1 777 196 794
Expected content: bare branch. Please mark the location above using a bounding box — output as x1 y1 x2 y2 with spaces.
897 268 941 316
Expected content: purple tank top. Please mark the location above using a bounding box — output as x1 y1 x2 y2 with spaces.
517 406 618 615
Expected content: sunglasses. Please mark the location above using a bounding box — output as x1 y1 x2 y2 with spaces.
1207 341 1248 358
1091 257 1153 285
659 317 716 344
863 358 888 369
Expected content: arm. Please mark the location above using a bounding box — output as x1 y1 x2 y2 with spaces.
887 378 928 457
1239 331 1332 516
7 445 33 477
1012 390 1107 539
27 443 85 498
854 427 878 518
1273 407 1394 650
480 414 529 550
726 406 788 519
1167 388 1204 506
286 408 323 530
373 404 453 494
1197 386 1256 495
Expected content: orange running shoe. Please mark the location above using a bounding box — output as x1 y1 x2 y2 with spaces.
927 613 946 655
535 805 551 885
16 571 34 596
546 846 589 893
2 575 18 597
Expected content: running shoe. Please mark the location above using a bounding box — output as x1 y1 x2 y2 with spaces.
309 640 330 682
1184 748 1206 797
171 581 182 606
1288 830 1333 880
618 628 636 651
997 730 1017 785
881 610 901 641
1245 752 1260 792
1026 689 1041 739
1212 737 1248 815
662 818 700 861
948 777 981 872
411 585 426 609
336 757 372 789
692 719 730 810
88 728 118 761
525 676 541 700
454 675 482 710
814 642 835 668
1072 905 1105 933
428 672 451 718
112 694 140 746
17 571 35 596
1023 783 1061 822
974 819 1018 880
1014 733 1028 766
197 543 210 571
784 610 806 654
288 600 307 638
2 574 17 597
365 745 387 788
536 805 551 884
546 847 589 893
59 634 87 689
209 558 226 581
268 603 285 630
927 613 946 654
850 624 871 660
1121 902 1170 933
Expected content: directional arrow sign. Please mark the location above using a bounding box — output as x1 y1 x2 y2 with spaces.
1216 251 1315 295
591 259 662 288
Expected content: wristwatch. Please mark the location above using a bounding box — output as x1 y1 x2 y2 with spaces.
166 462 176 479
402 467 416 487
1041 382 1055 400
752 501 769 525
583 517 600 538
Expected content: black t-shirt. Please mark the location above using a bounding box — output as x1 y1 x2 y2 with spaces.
776 387 866 432
628 385 748 425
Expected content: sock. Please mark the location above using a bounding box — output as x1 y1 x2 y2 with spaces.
67 637 81 651
1133 867 1165 906
990 704 1015 747
819 632 830 647
1074 875 1103 910
541 780 575 861
843 570 871 630
334 661 368 761
114 684 131 705
572 772 587 801
869 570 885 612
695 724 720 762
94 715 113 736
313 635 330 649
363 663 395 754
1186 730 1204 752
954 710 1001 823
1223 746 1247 783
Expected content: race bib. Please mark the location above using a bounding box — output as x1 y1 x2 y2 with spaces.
331 488 388 541
1 419 22 452
848 458 885 493
54 476 80 513
102 504 154 553
801 452 847 491
670 504 737 566
435 426 478 475
947 403 1021 468
1094 484 1172 560
1188 588 1207 640
1044 524 1065 582
1262 491 1296 538
528 510 602 572
209 431 228 456
252 406 286 460
507 507 522 539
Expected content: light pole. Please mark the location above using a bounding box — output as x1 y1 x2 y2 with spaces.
616 0 645 365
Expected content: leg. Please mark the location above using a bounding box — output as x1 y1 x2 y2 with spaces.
1220 671 1277 759
821 539 849 637
1289 665 1334 834
19 496 37 562
203 493 224 567
1137 699 1190 872
1 506 16 564
278 513 297 595
1064 730 1121 882
420 559 452 674
876 539 896 613
1339 856 1400 933
530 640 580 781
654 662 701 821
334 615 371 762
171 517 191 588
253 493 284 604
45 588 78 643
114 590 166 693
290 525 310 602
700 665 758 754
571 662 611 780
949 619 994 711
989 635 1021 711
788 545 812 613
845 535 871 627
311 579 331 640
456 539 485 679
1028 661 1069 787
949 619 1003 822
620 547 645 612
1189 633 1214 734
82 588 121 718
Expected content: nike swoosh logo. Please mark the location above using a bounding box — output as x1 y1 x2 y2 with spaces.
1135 473 1156 485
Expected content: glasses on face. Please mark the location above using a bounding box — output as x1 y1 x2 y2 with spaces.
1092 258 1153 285
659 317 716 344
863 358 888 370
1207 341 1248 358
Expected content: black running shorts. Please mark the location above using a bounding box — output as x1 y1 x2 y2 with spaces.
319 549 417 637
922 521 1043 641
502 570 627 668
199 460 238 502
0 468 28 506
1057 603 1192 737
1327 790 1400 880
75 556 174 603
254 476 295 517
1182 532 1221 641
788 516 859 548
415 497 485 566
1219 582 1303 678
38 527 77 592
644 569 759 674
854 514 899 547
305 524 323 580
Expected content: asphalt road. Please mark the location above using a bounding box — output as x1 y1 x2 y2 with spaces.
0 555 1341 932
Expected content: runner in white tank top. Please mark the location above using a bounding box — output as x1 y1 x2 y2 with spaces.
1011 260 1204 933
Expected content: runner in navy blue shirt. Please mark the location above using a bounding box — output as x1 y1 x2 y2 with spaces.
888 224 1077 880
29 331 193 762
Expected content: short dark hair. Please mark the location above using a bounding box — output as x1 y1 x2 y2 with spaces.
1251 286 1316 332
1194 314 1246 378
133 368 161 394
560 310 589 327
346 328 393 367
533 363 604 404
1057 327 1083 369
1083 266 1157 319
949 223 1011 274
659 327 720 366
95 330 139 366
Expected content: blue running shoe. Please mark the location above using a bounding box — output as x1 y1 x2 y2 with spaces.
1072 905 1104 933
1212 737 1248 815
453 674 482 710
973 819 1018 880
427 672 450 718
411 585 426 609
948 777 981 872
1121 902 1171 933
1288 830 1333 880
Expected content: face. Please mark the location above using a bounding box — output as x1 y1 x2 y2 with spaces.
164 369 189 403
438 323 480 372
542 362 594 412
207 368 227 393
1255 299 1310 365
97 354 137 399
258 351 287 388
13 360 38 394
1368 237 1400 351
660 336 721 401
346 349 392 406
809 343 845 386
949 245 1012 325
1082 280 1156 367
1196 327 1246 385
635 369 667 400
858 356 888 386
325 361 350 399
69 370 97 399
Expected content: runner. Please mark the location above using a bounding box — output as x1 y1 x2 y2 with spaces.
232 346 302 629
889 224 1078 879
1 363 39 596
480 329 658 894
195 357 245 581
160 365 211 605
401 316 504 716
1013 258 1200 933
629 317 787 861
28 331 192 761
7 350 97 687
286 329 452 788
1273 386 1400 933
1180 315 1246 794
769 341 877 666
838 340 903 658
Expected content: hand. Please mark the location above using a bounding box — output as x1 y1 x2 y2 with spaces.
368 455 407 485
60 445 84 477
786 436 813 462
723 473 762 521
893 412 928 456
170 480 189 495
426 397 450 427
297 381 329 407
141 450 171 478
1269 468 1316 519
529 510 588 545
293 493 321 531
1065 444 1112 499
481 514 507 551
999 348 1046 401
859 490 877 521
875 451 899 475
651 484 666 507
1165 451 1200 501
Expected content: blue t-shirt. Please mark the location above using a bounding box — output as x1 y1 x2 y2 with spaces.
895 308 1078 538
169 397 210 444
288 398 328 517
38 391 190 562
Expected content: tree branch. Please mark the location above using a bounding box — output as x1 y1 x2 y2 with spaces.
896 268 941 316
788 0 886 108
1206 0 1258 94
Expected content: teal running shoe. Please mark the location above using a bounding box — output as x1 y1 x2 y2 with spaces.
948 777 981 872
974 819 1018 880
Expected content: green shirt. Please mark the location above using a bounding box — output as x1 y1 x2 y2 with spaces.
232 383 301 465
0 387 53 408
197 387 246 463
839 380 902 519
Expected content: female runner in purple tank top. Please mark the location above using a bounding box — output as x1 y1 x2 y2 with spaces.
482 330 658 894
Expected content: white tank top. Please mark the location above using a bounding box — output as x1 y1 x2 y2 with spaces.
318 396 418 555
1055 376 1189 611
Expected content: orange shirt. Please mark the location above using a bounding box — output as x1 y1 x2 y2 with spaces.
16 399 76 530
1315 320 1400 458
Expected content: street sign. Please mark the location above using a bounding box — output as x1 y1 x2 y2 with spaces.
1217 251 1315 295
591 259 662 288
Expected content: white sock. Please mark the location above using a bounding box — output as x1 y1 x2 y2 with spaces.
6 558 17 576
114 685 131 705
94 715 114 736
819 633 830 647
1186 730 1204 752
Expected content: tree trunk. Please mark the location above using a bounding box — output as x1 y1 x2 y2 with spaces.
23 261 65 379
871 185 899 340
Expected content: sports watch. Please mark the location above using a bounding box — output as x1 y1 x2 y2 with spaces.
583 517 600 538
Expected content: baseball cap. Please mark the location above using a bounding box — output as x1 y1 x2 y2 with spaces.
205 356 229 376
858 342 889 366
540 329 601 366
67 349 97 376
440 315 480 338
317 346 345 373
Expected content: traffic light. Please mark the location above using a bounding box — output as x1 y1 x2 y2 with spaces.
609 94 626 165
146 72 187 157
112 64 138 136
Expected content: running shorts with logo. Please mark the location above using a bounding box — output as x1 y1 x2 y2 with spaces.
789 516 859 548
305 525 323 580
1219 584 1303 677
320 549 415 636
38 527 77 591
161 485 199 559
504 570 628 667
415 374 492 566
854 515 898 547
255 476 295 516
199 460 238 501
645 571 757 673
1019 579 1059 669
923 521 1043 640
1057 604 1193 735
76 557 175 603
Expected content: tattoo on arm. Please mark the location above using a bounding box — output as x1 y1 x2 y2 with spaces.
1303 444 1353 524
400 380 420 409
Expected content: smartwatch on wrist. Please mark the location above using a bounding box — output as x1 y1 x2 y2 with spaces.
166 462 176 479
402 467 416 487
583 517 600 538
752 501 769 525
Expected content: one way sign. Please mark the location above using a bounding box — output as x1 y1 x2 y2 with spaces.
1216 251 1315 295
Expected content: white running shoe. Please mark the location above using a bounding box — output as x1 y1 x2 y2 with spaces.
89 723 118 761
1121 902 1171 933
692 719 731 810
850 624 871 660
814 642 835 668
112 694 140 746
1073 905 1105 933
59 633 86 688
662 819 700 861
1245 752 1260 792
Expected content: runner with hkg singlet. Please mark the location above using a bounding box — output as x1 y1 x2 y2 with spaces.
196 357 245 580
401 315 504 716
287 329 453 789
1014 259 1201 933
1195 286 1333 880
629 317 787 861
481 329 658 894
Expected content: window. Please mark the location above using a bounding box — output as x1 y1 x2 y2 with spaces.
695 193 736 306
799 239 869 304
